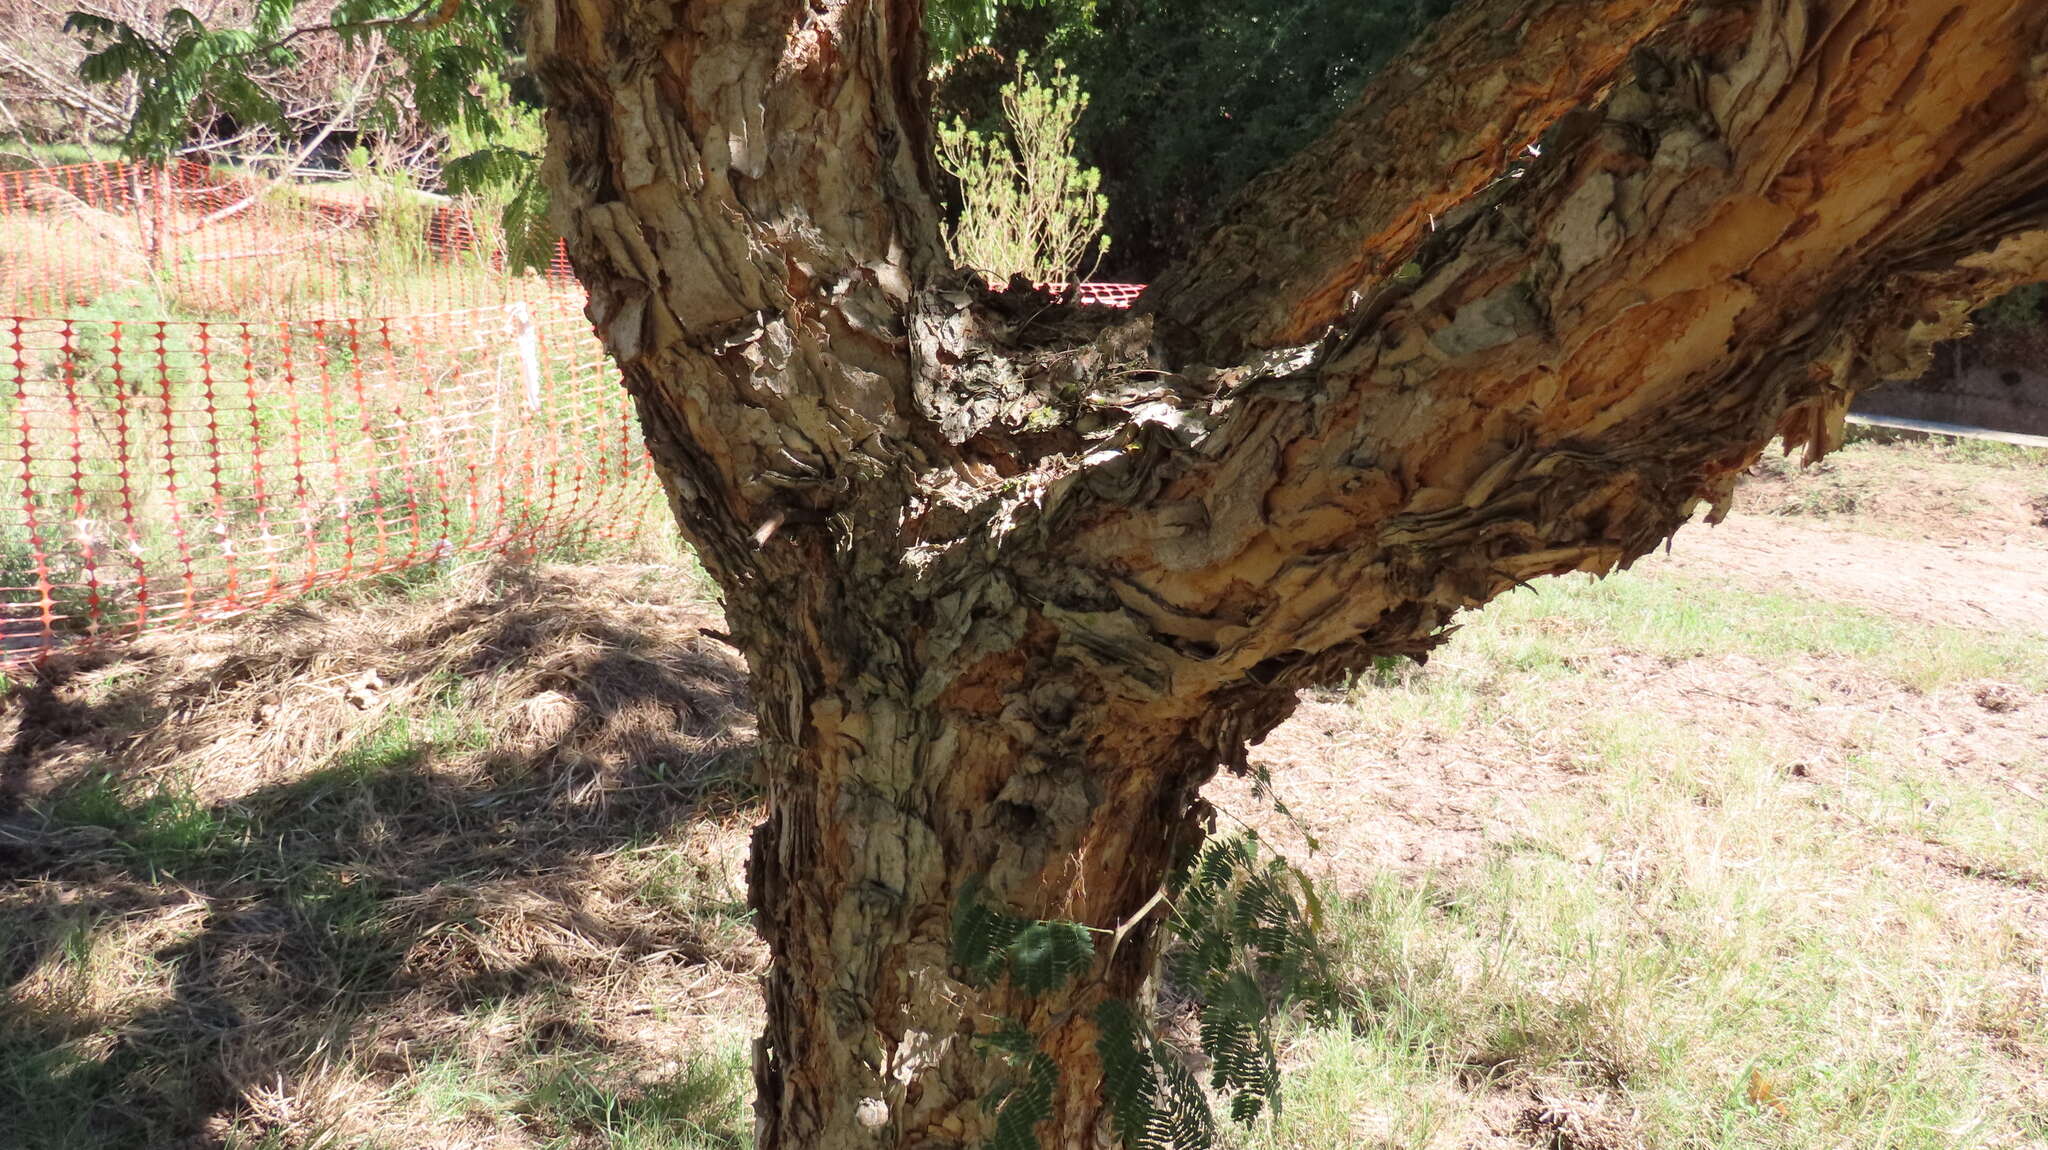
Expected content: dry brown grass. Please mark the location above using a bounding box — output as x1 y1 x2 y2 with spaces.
0 556 764 1150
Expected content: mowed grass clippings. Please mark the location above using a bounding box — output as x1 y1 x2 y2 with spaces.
1 551 763 1150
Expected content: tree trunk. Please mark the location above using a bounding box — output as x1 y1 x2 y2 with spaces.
737 572 1241 1147
525 0 2048 1145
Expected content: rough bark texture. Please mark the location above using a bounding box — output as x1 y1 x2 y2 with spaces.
526 1 2048 1147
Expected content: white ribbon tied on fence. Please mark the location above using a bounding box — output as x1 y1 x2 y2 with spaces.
509 302 542 411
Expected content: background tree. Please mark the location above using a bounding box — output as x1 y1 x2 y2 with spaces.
1071 0 1452 275
56 0 562 263
927 0 1093 66
0 0 142 152
928 0 1451 277
12 0 502 166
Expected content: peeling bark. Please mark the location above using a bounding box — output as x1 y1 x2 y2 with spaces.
526 1 2048 1146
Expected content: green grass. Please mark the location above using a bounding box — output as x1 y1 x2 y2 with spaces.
1841 423 2048 469
1227 719 2041 1148
0 140 125 169
1226 558 2048 1149
1470 572 2048 691
49 771 247 879
385 991 755 1148
1838 751 2048 885
523 1046 752 1150
411 1053 520 1124
324 692 490 783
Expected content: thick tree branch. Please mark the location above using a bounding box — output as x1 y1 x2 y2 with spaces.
1143 0 1691 366
534 0 956 581
1024 0 2048 711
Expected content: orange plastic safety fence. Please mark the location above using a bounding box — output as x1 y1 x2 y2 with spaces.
0 301 656 664
1066 282 1145 307
0 161 650 666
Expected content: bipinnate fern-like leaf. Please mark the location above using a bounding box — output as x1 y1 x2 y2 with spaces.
952 881 1097 993
1141 1050 1217 1150
1095 999 1217 1150
953 879 1031 985
964 834 1343 1150
982 1023 1059 1150
1095 1000 1159 1147
1008 920 1096 993
1162 833 1346 1131
1199 971 1280 1106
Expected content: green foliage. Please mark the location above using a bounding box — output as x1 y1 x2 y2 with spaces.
1094 999 1217 1150
66 1 299 159
1072 0 1453 272
928 0 1083 64
927 0 1454 274
64 0 522 161
442 144 552 269
936 57 1109 284
1146 833 1346 1140
953 879 1031 982
952 878 1099 991
441 71 556 271
1975 282 2047 332
954 832 1345 1150
346 145 435 264
1008 919 1098 992
981 1023 1062 1150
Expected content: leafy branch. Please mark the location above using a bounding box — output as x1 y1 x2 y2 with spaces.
951 831 1347 1150
63 0 519 160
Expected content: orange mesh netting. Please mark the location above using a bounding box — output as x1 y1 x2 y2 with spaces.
0 159 1147 666
1 160 653 665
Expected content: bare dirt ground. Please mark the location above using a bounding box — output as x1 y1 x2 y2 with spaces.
1229 643 2048 883
1651 446 2048 635
1652 513 2048 636
1220 436 2048 874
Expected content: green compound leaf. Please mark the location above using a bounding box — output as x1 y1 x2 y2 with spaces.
952 880 1096 994
1006 920 1095 993
970 833 1346 1149
1140 1040 1217 1150
1161 833 1349 1131
953 879 1030 986
981 1023 1059 1150
1095 999 1158 1147
1095 999 1217 1150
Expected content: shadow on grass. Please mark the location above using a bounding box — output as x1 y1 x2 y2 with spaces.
0 559 759 1149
